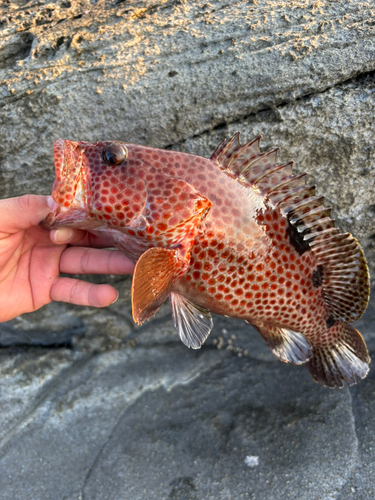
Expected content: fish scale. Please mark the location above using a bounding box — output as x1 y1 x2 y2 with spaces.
41 133 370 388
177 208 323 326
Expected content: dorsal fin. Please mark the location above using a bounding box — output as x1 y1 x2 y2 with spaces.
211 132 261 175
211 132 370 322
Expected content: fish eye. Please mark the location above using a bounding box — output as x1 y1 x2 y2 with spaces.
102 143 127 166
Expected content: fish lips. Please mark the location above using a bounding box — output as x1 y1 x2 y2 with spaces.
40 139 89 230
40 205 88 230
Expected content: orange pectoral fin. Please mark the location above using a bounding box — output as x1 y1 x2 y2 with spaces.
131 247 186 324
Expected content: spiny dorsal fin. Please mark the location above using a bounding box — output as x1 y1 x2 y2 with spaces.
211 132 261 176
211 132 370 322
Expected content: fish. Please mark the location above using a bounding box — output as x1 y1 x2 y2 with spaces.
41 133 371 388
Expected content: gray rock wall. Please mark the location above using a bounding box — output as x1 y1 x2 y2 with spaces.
0 0 374 270
0 1 374 499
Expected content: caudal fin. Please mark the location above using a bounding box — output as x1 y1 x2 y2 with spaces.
305 322 370 388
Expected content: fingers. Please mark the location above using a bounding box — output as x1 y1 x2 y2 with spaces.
0 195 51 231
50 228 88 244
60 247 135 275
50 228 113 248
51 278 119 307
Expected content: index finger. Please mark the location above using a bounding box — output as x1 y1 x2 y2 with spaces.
60 246 135 275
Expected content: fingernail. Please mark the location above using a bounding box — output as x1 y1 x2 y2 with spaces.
111 291 119 305
53 228 74 243
47 196 58 210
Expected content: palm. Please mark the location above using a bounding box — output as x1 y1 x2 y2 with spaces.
0 225 65 321
0 195 134 323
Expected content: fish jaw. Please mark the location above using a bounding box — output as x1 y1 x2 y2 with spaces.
41 139 95 230
52 138 90 210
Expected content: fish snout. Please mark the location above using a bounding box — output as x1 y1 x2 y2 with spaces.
52 139 88 210
39 139 91 231
39 210 57 230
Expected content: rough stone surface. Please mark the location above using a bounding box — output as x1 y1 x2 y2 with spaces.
0 298 375 500
0 1 374 499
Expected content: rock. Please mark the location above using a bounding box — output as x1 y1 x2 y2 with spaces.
0 1 374 498
0 297 375 499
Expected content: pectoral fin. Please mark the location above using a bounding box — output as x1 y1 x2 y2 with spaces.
132 247 183 324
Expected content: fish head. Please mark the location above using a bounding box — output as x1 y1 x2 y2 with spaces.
42 139 148 231
42 139 212 253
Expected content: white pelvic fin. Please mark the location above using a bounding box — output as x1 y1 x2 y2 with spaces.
170 292 213 349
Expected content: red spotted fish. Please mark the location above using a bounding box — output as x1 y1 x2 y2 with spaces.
41 134 370 387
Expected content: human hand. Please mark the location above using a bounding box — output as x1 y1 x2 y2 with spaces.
0 195 134 323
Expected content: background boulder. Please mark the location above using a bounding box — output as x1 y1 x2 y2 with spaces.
0 1 374 498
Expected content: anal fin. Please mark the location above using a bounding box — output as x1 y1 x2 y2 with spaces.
132 248 182 324
170 292 213 349
250 320 312 365
306 322 370 388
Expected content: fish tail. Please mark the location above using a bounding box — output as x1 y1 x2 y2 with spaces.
305 322 370 388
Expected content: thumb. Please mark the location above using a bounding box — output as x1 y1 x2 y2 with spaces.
0 195 52 232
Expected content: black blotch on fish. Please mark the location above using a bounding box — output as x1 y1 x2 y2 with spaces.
326 316 336 329
312 265 323 287
286 214 310 256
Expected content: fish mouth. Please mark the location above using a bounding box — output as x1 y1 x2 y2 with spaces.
41 139 89 230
